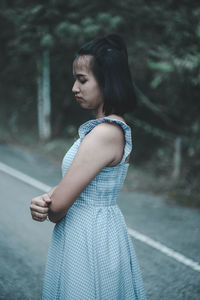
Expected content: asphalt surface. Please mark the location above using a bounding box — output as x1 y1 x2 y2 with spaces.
0 143 200 299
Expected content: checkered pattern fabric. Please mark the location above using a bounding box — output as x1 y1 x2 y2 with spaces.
42 118 146 300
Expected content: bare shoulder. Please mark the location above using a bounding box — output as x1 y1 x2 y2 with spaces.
86 122 125 145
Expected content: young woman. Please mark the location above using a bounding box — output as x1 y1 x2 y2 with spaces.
30 34 146 300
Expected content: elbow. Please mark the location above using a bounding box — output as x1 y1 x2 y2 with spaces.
48 206 67 223
47 192 71 223
48 213 60 223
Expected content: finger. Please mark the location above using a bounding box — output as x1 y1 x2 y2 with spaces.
30 204 49 214
31 197 48 207
32 211 48 220
42 193 52 204
32 215 46 222
32 210 48 218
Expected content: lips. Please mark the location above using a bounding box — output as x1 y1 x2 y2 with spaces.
75 97 83 102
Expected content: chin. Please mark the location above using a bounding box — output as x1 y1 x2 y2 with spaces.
80 103 94 110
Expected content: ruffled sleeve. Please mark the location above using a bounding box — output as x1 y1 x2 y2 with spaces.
78 117 132 165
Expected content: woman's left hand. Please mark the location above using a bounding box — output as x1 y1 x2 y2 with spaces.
30 193 52 222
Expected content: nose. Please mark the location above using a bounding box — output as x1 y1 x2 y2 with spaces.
72 80 80 94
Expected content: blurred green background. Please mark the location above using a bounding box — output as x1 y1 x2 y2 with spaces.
0 0 199 207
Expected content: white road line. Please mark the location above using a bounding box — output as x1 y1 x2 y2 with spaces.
0 161 200 272
128 228 200 272
0 162 51 192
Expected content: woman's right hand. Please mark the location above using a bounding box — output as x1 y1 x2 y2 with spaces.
30 193 52 222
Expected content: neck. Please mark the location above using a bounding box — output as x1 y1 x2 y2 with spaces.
96 112 105 119
95 103 105 119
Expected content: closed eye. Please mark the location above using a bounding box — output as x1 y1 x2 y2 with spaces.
79 79 87 84
73 74 87 84
78 75 87 84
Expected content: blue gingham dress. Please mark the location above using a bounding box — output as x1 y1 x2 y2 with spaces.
42 117 146 300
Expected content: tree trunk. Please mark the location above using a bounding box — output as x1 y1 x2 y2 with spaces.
36 50 51 141
36 58 43 140
172 137 182 181
42 49 51 141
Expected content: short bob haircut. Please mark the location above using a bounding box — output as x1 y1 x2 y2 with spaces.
74 34 137 116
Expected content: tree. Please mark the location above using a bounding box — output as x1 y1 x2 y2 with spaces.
1 1 124 140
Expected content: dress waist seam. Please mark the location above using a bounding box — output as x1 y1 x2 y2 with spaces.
73 202 117 207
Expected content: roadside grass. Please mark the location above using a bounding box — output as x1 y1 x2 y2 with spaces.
0 126 75 164
124 164 200 209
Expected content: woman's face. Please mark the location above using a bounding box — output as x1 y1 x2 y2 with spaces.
72 55 104 115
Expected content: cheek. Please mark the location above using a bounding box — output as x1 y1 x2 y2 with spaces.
93 83 103 99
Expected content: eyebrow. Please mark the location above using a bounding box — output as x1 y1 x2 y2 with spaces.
73 73 88 78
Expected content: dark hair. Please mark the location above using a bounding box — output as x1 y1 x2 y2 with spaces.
75 34 137 116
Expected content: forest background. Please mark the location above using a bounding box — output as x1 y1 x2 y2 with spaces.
0 0 199 208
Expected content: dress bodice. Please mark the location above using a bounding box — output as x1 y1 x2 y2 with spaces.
61 117 132 207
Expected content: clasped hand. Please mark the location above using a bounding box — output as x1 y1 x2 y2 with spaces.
30 193 52 222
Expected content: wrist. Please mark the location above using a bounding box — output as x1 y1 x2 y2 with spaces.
48 186 57 198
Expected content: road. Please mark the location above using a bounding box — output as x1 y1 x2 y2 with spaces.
0 143 200 299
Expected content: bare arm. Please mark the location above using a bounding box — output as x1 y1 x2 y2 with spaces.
48 123 124 223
